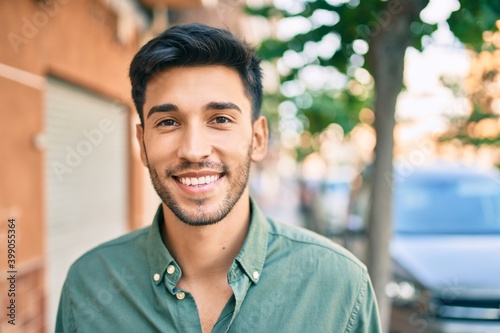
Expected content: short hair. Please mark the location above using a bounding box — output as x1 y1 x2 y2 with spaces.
129 23 263 124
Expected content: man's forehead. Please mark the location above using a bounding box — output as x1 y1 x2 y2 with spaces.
143 65 252 116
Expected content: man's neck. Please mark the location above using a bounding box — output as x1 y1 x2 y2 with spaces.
160 194 251 281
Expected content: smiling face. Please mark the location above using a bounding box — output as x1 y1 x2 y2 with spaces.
136 66 268 226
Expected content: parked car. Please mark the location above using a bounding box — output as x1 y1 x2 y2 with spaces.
348 164 500 333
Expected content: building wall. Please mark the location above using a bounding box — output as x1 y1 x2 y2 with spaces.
0 0 145 331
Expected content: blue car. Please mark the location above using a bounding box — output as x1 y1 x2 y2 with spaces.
349 164 500 332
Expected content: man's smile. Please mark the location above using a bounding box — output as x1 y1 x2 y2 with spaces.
175 174 222 186
170 170 227 195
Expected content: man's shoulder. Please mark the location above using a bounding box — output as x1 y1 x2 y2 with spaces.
67 226 150 277
266 218 367 273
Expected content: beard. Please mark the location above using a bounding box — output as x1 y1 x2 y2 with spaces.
146 145 252 227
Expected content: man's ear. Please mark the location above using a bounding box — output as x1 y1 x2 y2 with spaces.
251 116 268 163
135 124 148 167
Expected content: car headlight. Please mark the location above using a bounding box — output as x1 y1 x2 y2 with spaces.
385 280 421 305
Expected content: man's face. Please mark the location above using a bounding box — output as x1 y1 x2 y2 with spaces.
137 66 268 226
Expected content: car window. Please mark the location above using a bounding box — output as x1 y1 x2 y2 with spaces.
394 178 500 234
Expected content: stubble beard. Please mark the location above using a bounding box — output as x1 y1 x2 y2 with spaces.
147 145 252 227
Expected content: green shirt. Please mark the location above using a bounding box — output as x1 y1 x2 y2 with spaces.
56 200 381 332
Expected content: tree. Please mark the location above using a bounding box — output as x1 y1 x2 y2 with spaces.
247 0 500 330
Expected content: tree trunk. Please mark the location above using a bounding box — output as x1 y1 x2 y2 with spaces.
367 0 428 331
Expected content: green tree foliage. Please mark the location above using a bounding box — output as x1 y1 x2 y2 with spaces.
248 0 500 149
448 0 500 51
246 0 436 142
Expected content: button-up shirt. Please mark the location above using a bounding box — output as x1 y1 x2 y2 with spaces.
56 199 381 332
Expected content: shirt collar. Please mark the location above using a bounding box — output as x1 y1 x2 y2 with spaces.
234 198 269 284
146 198 269 286
147 207 177 286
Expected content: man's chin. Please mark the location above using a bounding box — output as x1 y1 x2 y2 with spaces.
165 202 229 227
174 212 226 227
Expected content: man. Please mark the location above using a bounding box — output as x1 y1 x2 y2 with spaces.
56 23 381 333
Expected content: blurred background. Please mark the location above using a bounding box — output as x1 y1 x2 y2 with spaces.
1 0 500 332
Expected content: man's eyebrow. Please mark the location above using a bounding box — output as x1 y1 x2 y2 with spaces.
147 103 179 119
204 101 241 113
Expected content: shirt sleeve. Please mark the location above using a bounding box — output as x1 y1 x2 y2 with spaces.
346 271 382 333
55 280 76 333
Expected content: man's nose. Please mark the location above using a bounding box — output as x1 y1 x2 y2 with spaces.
177 125 212 162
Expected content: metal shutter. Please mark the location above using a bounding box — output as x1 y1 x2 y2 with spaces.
44 77 128 331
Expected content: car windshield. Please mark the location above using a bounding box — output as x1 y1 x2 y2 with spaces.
394 176 500 234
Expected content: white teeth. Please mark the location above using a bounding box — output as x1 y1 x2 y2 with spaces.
178 175 220 186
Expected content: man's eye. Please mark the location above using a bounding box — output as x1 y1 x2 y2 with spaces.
157 119 178 127
212 117 231 124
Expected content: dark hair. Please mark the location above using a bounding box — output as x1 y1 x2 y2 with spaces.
129 23 263 124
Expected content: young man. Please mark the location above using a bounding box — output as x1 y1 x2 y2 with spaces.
56 23 381 332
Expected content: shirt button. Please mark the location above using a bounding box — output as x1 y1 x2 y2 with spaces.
167 265 176 275
176 291 185 300
153 273 160 282
252 271 260 280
